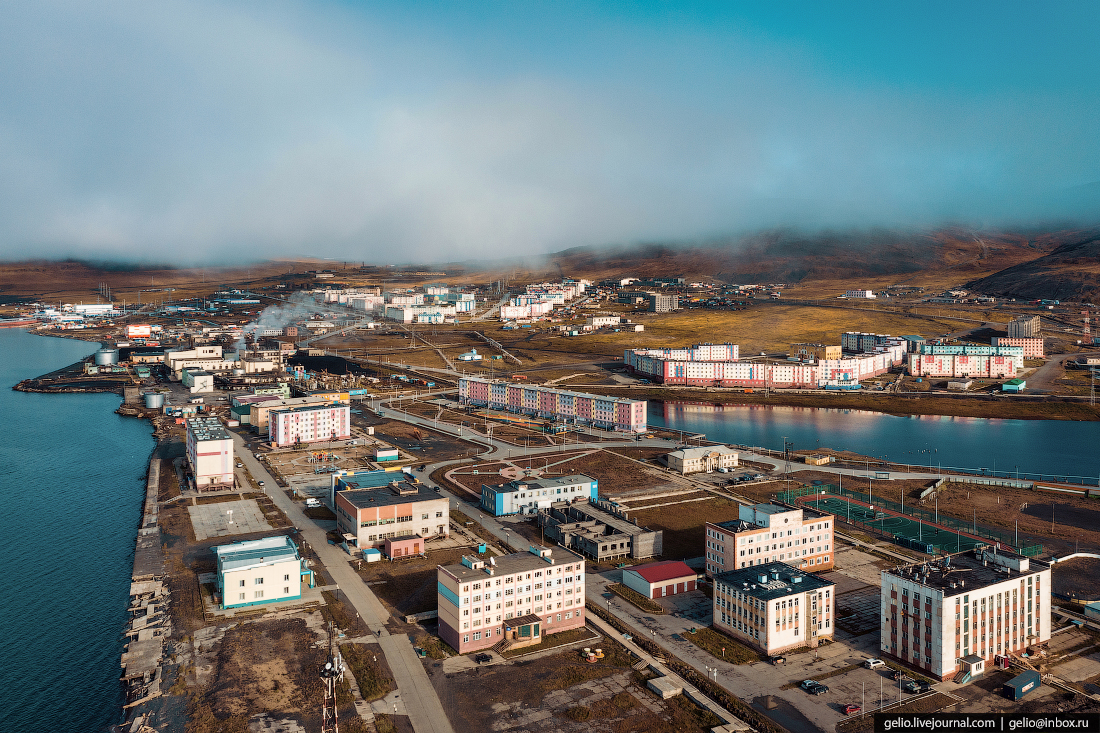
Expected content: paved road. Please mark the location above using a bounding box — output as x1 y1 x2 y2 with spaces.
232 433 455 733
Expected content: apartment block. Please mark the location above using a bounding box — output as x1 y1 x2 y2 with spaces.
1007 316 1041 339
648 293 679 312
880 549 1052 680
268 403 351 447
704 502 834 577
991 337 1044 359
458 377 646 432
437 545 586 654
791 343 843 361
215 535 313 610
713 562 836 656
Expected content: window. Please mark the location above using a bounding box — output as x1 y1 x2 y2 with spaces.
284 574 290 582
255 590 264 599
239 579 246 587
239 593 246 600
284 586 290 594
255 577 264 585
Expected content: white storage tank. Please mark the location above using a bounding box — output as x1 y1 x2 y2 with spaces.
95 348 119 366
144 392 166 409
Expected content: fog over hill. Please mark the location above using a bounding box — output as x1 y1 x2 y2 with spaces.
966 228 1100 303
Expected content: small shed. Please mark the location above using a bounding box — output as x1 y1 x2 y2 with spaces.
623 561 697 600
362 548 382 563
1003 379 1026 393
1003 669 1040 701
385 534 423 559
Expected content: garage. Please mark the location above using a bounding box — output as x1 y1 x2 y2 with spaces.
622 560 698 600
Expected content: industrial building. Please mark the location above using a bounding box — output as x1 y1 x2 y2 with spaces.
622 561 698 600
791 343 842 361
586 316 622 328
880 549 1052 680
458 377 647 432
704 502 835 577
185 417 234 490
268 403 351 448
665 445 739 475
181 368 214 394
384 304 456 323
712 562 836 656
1007 315 1041 339
538 500 662 561
437 545 587 654
991 337 1044 358
333 477 449 549
215 535 313 610
648 293 679 312
479 475 598 516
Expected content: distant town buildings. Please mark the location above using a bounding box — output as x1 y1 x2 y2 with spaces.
437 545 587 654
880 549 1052 680
844 290 877 299
480 475 598 516
705 502 835 577
713 561 836 656
665 445 739 475
215 535 312 610
1007 315 1042 339
458 377 647 432
648 293 680 313
538 500 662 561
185 417 234 490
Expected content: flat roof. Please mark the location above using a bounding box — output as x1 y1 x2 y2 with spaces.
884 551 1049 595
441 546 584 582
713 562 835 602
187 417 231 441
339 483 442 510
486 474 596 493
335 471 401 491
270 402 347 416
214 535 299 574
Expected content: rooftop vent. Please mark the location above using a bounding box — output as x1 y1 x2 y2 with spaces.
758 574 769 584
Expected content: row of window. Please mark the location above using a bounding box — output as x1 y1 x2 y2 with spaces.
237 586 291 601
238 574 291 587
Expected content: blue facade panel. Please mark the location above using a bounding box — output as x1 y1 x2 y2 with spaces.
438 582 460 608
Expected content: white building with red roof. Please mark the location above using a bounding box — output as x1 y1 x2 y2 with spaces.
622 561 698 600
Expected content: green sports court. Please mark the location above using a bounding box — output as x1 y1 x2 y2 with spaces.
804 495 987 554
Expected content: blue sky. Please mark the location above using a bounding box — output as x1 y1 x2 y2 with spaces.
0 1 1097 264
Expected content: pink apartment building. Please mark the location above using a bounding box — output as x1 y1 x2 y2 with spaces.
458 377 646 432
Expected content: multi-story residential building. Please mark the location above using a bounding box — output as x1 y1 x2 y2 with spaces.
458 377 647 432
499 302 553 320
626 343 903 389
480 475 598 516
539 500 662 560
268 403 351 447
908 344 1023 379
333 478 449 549
841 332 906 354
1007 315 1041 339
880 549 1052 680
704 502 834 577
385 293 424 307
991 337 1045 358
844 290 877 299
712 562 836 656
384 304 456 323
647 293 680 312
666 445 739 474
185 417 234 490
249 395 348 433
215 535 313 610
437 545 587 654
791 343 843 361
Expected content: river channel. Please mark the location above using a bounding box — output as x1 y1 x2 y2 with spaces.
0 329 155 732
649 401 1100 483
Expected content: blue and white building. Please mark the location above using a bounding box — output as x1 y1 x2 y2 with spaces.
214 535 314 610
480 474 598 516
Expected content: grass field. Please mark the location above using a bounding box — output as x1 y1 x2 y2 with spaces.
628 496 745 560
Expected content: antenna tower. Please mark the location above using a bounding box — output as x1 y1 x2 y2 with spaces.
319 621 345 733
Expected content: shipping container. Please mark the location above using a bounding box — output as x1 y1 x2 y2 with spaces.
1003 670 1040 701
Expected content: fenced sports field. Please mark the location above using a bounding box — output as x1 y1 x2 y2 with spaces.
779 484 1043 557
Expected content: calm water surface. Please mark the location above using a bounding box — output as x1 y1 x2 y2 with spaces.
0 329 154 732
650 401 1100 482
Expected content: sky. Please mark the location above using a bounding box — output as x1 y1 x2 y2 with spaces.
0 1 1098 265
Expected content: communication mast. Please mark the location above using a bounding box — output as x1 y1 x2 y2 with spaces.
320 622 346 733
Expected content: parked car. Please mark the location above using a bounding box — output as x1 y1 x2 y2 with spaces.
799 680 819 691
473 653 492 664
887 669 903 681
864 658 886 669
770 656 786 665
844 704 862 715
809 684 829 696
236 462 243 468
902 680 932 694
257 481 265 487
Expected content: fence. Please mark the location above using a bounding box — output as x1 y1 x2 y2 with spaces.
787 484 1044 557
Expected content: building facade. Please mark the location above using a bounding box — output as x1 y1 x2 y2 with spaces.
1007 316 1041 339
458 377 647 432
908 344 1022 378
185 417 234 490
181 368 214 393
480 474 598 516
249 395 347 433
333 480 449 549
648 293 679 312
539 500 662 560
791 343 843 361
437 545 587 654
713 562 836 656
704 502 834 577
215 535 313 610
268 403 351 447
844 290 877 299
666 445 739 474
880 549 1052 680
991 337 1044 358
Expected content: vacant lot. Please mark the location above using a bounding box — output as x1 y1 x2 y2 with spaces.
354 547 491 616
628 496 745 560
1051 557 1100 602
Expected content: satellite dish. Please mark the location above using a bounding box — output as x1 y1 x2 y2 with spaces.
325 662 332 670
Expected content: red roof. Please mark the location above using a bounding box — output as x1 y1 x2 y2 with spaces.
627 560 696 584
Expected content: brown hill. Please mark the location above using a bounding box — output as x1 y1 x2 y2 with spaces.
966 228 1100 303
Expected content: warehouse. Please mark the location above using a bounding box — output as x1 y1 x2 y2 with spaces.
622 561 698 599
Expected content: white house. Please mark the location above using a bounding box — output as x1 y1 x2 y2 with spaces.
215 535 313 610
665 445 739 474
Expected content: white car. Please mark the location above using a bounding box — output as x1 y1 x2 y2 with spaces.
864 658 885 669
305 499 322 508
